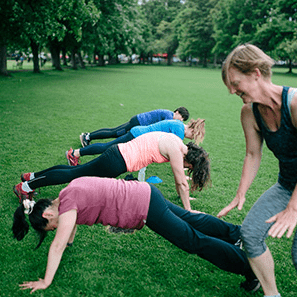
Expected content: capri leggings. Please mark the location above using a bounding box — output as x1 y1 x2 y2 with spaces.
89 116 140 140
80 132 134 156
146 185 256 279
240 182 297 271
28 145 127 190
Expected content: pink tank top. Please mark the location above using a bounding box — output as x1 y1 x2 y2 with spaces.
118 132 170 172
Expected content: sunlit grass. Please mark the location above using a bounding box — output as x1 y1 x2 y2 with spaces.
0 64 296 296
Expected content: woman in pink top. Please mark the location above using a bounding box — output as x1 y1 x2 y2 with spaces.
14 132 211 211
13 177 259 294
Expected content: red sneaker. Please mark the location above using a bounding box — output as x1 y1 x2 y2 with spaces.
13 183 35 203
21 172 31 182
66 148 80 166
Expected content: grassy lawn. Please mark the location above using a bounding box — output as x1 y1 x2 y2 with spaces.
0 64 296 297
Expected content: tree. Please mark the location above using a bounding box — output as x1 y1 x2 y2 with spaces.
176 0 218 67
0 0 24 76
140 0 183 63
153 20 178 65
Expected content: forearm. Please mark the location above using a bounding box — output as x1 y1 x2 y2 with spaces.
236 153 261 196
176 184 191 211
43 244 66 286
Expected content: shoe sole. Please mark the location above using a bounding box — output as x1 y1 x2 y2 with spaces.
13 186 22 203
21 173 30 182
65 150 72 166
80 133 86 147
13 185 36 204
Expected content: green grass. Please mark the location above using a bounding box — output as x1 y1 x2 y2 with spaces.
0 65 296 297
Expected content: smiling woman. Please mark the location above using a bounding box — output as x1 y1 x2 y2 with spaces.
218 44 297 297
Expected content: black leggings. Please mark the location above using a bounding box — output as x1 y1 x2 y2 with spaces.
146 185 256 279
89 115 140 140
28 145 127 189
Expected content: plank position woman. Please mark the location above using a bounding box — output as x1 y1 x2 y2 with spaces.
13 176 260 294
79 107 189 146
14 132 211 211
67 118 205 165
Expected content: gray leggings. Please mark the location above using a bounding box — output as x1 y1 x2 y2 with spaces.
241 183 297 271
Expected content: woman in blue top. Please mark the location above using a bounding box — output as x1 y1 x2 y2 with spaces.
79 107 189 147
67 118 205 166
217 44 297 297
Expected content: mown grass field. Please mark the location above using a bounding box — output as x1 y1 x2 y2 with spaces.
0 64 296 296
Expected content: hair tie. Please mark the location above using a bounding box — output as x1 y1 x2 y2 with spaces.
23 199 36 215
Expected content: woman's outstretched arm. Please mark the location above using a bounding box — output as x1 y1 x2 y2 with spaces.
19 210 77 293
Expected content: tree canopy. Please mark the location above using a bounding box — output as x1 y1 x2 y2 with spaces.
1 0 296 75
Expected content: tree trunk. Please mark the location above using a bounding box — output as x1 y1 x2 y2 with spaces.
61 48 68 66
167 53 173 66
98 54 105 66
288 59 292 74
0 43 8 76
31 40 40 73
49 42 62 71
70 49 77 70
77 51 85 69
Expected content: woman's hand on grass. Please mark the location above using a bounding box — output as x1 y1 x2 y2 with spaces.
217 195 246 218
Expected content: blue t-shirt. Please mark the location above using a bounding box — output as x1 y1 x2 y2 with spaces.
130 120 185 140
136 109 174 126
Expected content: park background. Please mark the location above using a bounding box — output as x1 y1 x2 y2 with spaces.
1 0 297 296
0 0 296 75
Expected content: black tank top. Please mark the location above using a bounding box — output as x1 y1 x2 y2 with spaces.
253 86 297 191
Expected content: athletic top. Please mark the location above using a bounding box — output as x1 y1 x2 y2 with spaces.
130 120 185 140
252 86 297 191
136 109 174 126
118 132 171 172
58 177 151 229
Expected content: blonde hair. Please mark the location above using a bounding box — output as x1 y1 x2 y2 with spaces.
222 44 274 89
188 118 205 145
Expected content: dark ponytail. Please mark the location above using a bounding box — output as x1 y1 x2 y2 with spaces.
185 142 211 192
12 204 29 241
12 199 53 249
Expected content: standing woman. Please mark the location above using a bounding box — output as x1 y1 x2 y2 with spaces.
14 132 211 211
217 44 297 297
13 177 259 293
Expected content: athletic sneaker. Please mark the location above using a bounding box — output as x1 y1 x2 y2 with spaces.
107 226 136 234
66 148 80 166
13 183 35 203
21 172 31 182
240 279 261 293
80 133 90 147
234 238 243 249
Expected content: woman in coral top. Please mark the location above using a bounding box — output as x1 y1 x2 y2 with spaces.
13 177 259 294
14 132 210 211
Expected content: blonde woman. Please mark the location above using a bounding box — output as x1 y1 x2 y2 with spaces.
218 43 297 297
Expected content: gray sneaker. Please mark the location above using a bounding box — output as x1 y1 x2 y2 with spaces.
80 133 90 147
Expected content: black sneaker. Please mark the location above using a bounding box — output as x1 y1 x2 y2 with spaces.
80 133 90 147
240 279 261 293
107 226 136 234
